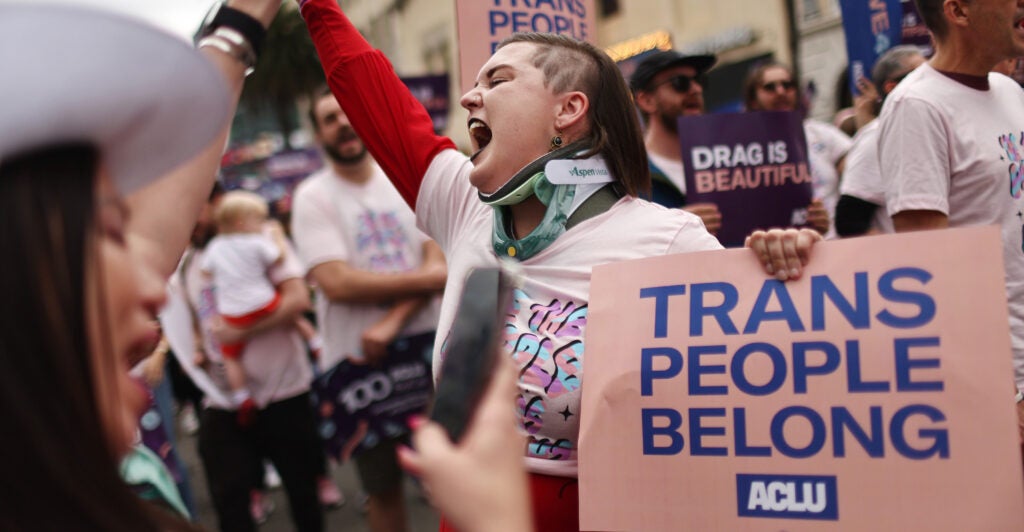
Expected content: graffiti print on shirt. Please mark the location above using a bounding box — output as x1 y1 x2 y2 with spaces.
999 131 1024 251
505 288 586 461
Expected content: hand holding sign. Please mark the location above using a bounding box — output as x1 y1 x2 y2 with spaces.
360 312 405 366
806 198 830 235
745 227 822 281
683 202 722 236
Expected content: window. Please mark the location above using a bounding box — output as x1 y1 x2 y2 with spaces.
802 0 822 22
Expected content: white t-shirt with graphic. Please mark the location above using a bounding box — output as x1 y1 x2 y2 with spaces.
805 119 853 239
879 63 1024 386
200 233 281 316
417 149 723 478
839 120 894 234
291 165 440 370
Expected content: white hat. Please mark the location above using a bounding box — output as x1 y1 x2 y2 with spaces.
0 3 231 194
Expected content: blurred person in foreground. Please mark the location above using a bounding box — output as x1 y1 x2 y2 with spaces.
0 0 282 529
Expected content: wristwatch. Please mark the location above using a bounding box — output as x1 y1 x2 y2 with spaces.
194 1 266 58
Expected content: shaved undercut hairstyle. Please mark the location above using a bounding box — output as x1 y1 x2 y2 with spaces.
498 32 650 198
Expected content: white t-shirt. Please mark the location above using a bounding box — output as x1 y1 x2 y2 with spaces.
291 165 440 370
200 233 281 316
879 63 1024 386
169 236 313 409
417 149 723 477
839 120 894 234
805 118 854 239
647 151 686 195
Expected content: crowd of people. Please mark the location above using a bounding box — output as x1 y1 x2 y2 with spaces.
1 0 1022 531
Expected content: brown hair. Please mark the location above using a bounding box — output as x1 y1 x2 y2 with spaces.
742 61 801 112
498 33 650 198
913 0 949 40
308 84 335 132
0 144 197 531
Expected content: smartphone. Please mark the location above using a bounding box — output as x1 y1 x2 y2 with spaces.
428 265 515 442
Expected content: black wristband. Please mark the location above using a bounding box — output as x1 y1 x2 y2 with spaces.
210 5 266 58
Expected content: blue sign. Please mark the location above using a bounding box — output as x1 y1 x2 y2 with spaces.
839 0 904 93
736 474 839 520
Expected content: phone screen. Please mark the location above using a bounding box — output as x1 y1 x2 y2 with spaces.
427 267 512 442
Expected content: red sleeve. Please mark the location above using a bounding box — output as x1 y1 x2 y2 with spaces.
299 0 457 209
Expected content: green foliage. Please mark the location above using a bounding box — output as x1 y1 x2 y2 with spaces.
240 6 325 148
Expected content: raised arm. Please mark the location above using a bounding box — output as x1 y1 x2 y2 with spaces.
128 0 283 279
298 0 456 208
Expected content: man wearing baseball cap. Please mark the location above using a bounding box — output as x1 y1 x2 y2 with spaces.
630 50 723 235
631 50 830 240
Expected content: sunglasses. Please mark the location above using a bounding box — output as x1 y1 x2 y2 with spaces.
653 73 708 93
760 80 796 93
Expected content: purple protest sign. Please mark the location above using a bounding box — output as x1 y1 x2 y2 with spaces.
680 110 813 247
400 74 450 134
313 332 434 461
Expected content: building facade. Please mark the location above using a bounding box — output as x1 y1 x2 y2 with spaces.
335 0 851 146
794 0 849 121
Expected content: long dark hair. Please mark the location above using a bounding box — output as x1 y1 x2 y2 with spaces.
0 144 191 530
499 33 650 198
742 61 802 113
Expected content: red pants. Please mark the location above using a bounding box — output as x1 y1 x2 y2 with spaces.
220 292 282 359
439 473 580 532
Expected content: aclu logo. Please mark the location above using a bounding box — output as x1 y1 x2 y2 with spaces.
736 474 838 521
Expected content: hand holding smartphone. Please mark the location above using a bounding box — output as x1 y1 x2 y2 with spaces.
428 265 515 442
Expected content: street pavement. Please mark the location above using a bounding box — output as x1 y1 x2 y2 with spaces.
174 417 441 531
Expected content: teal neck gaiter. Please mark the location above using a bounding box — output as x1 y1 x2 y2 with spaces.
491 173 576 260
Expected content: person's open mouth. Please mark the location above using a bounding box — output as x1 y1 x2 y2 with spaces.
468 118 492 162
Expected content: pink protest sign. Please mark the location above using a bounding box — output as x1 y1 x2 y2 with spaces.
454 0 597 94
579 226 1024 530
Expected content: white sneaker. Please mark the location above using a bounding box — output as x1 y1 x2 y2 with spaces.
263 462 282 490
179 404 199 435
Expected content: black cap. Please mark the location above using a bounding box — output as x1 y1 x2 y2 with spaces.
629 50 717 92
